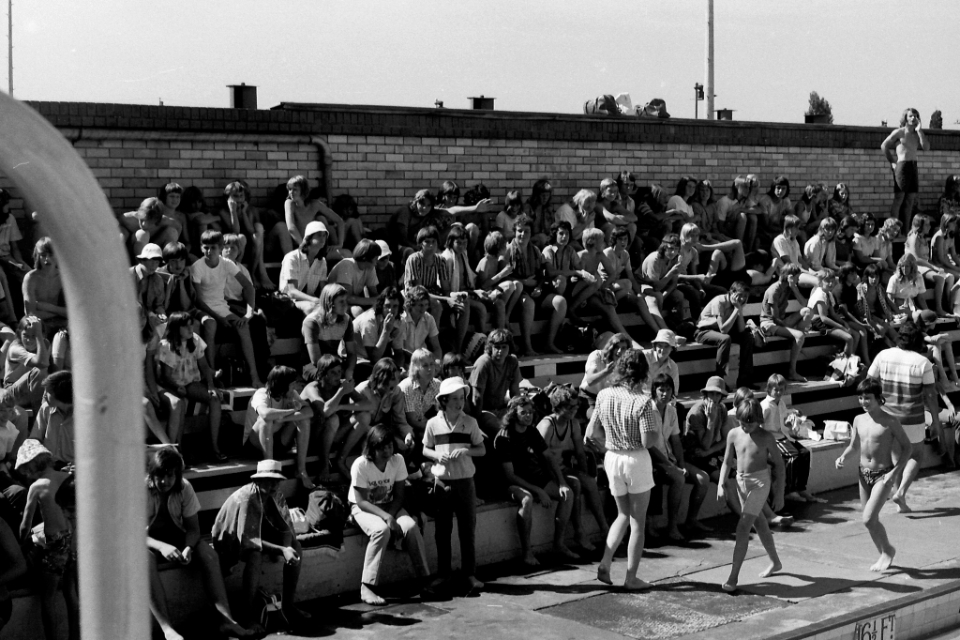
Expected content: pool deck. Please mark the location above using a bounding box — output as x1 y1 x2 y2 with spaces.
258 467 960 640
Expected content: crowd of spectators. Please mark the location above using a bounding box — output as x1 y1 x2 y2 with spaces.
0 159 959 635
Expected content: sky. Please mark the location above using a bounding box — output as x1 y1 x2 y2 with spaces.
7 0 960 128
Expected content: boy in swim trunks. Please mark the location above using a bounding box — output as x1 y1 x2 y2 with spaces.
835 378 912 572
717 398 785 592
882 108 927 231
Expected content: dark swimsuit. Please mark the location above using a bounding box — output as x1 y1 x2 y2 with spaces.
859 466 890 490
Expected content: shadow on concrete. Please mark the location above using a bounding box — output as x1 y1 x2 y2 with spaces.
737 572 922 600
904 506 960 520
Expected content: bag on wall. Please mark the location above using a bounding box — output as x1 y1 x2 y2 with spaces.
584 95 621 116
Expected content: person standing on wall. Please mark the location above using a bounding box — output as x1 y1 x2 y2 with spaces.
882 108 927 231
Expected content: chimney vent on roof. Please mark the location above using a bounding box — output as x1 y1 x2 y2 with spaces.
228 83 258 109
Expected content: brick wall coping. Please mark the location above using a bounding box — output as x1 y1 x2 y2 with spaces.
25 100 960 151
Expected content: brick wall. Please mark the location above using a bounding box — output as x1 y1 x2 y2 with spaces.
3 100 959 239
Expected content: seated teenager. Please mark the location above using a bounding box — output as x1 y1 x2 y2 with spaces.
475 230 523 331
373 240 398 294
678 222 746 290
349 424 430 606
887 253 928 320
772 215 818 288
120 197 182 259
330 193 366 251
397 348 440 441
636 184 686 253
284 175 346 259
402 225 470 354
279 220 329 313
595 177 639 251
496 395 580 566
387 189 451 266
346 358 415 477
577 228 639 345
191 230 264 388
22 238 67 337
930 213 960 314
794 183 829 246
157 312 223 461
856 264 898 349
641 234 690 329
3 315 50 412
667 176 698 225
495 190 523 243
211 461 311 631
804 216 840 277
146 446 257 639
906 214 954 317
0 190 26 321
875 218 901 284
300 354 374 478
525 178 557 250
808 269 866 362
692 179 729 243
555 189 598 249
648 374 712 536
157 183 190 253
694 281 755 388
602 226 665 334
536 383 608 548
834 215 859 267
541 220 598 324
759 264 812 382
445 223 507 333
581 333 631 417
853 212 883 271
243 366 315 489
302 283 357 382
329 238 380 318
757 176 792 250
29 371 75 470
353 287 405 370
469 328 521 438
398 285 442 365
827 182 854 221
157 242 200 318
219 181 277 289
222 234 270 350
435 180 493 261
715 176 761 252
506 214 567 355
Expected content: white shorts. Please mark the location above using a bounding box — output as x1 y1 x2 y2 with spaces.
603 449 654 497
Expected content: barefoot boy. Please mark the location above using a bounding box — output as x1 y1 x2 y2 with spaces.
835 378 912 572
717 398 784 592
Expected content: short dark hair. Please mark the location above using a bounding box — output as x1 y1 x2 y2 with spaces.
369 358 399 394
857 377 885 404
374 286 404 318
353 238 381 263
162 241 189 262
896 320 925 352
650 372 675 395
416 225 440 245
147 446 184 493
43 371 73 405
736 398 763 424
362 424 395 460
200 230 223 246
314 354 343 382
264 365 298 400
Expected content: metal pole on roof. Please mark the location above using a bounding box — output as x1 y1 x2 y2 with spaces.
0 93 146 639
705 0 714 120
8 0 12 96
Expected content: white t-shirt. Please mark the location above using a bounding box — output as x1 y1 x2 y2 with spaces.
772 234 802 265
348 453 407 506
667 195 695 220
329 259 378 298
190 257 240 317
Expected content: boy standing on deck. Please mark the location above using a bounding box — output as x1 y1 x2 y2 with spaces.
835 378 912 572
882 108 927 230
717 398 785 592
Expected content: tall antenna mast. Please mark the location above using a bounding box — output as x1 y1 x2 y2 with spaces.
7 0 12 96
705 0 714 120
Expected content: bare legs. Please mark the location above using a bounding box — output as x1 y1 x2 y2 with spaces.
598 490 652 590
724 512 781 592
860 478 896 571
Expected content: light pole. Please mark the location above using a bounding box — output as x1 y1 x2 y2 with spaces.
694 83 704 119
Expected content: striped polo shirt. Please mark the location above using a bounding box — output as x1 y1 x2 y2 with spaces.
867 347 934 442
422 412 484 480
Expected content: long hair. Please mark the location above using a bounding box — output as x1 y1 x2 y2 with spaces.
501 395 535 432
614 349 649 392
33 237 54 270
368 358 400 395
164 311 196 357
147 446 184 494
264 365 298 401
362 424 395 461
316 283 348 328
527 178 553 209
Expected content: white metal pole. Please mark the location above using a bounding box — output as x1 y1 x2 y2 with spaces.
0 93 146 639
705 0 714 120
8 0 12 96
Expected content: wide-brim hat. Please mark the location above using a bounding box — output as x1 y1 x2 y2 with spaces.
136 243 163 260
701 375 726 395
437 376 469 398
304 220 329 240
251 459 285 480
652 329 678 349
15 439 51 470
